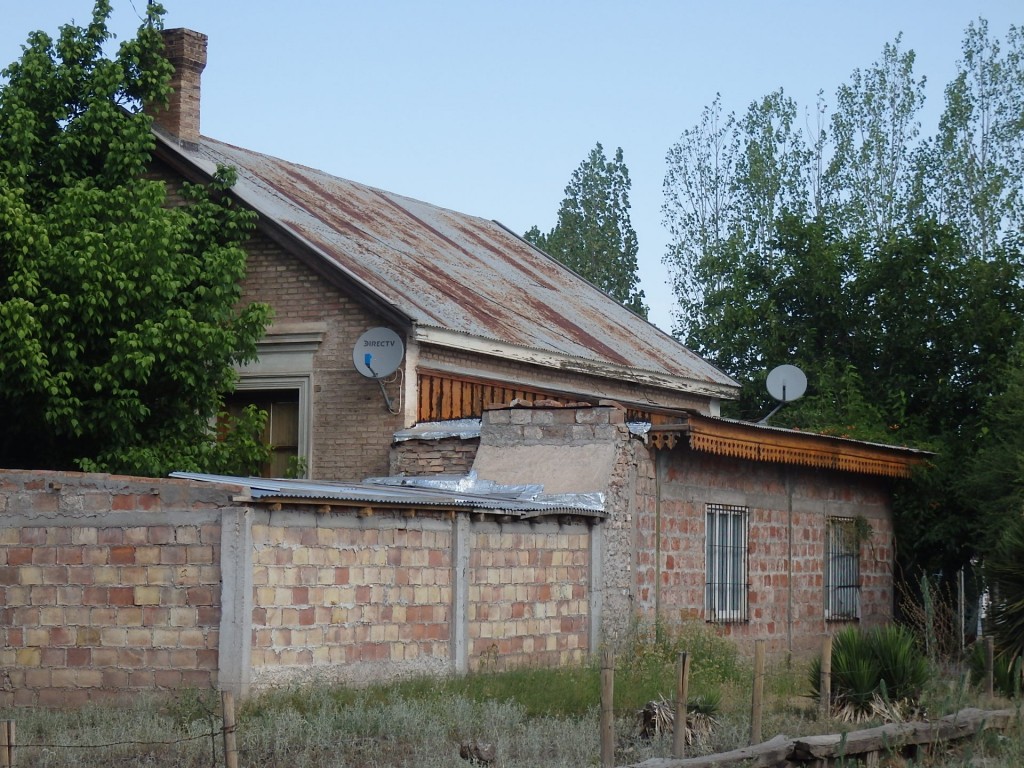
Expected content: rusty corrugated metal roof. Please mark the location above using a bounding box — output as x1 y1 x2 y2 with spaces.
161 135 738 395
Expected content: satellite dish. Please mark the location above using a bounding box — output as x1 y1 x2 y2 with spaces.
765 364 807 403
352 328 404 379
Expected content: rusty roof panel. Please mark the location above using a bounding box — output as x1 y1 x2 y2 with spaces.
177 137 738 391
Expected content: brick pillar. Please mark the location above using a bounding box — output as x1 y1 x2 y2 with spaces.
153 28 207 148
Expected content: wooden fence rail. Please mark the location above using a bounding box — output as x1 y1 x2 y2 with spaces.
623 707 1019 768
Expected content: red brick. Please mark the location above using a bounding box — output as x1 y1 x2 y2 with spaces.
108 587 135 606
108 546 135 565
7 548 32 566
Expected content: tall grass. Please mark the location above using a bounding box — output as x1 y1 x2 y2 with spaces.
3 619 1021 766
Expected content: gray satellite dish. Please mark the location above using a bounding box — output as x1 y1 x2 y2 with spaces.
353 328 404 379
766 364 807 402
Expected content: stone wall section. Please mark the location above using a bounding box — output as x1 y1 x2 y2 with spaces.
249 512 453 686
468 524 590 671
0 471 233 707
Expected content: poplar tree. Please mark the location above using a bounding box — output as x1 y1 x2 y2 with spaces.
526 143 647 317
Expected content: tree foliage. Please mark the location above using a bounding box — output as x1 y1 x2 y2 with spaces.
0 0 271 476
525 143 647 317
662 21 1024 576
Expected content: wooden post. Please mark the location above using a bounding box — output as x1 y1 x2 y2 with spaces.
600 650 615 768
673 651 690 758
222 691 238 768
0 721 14 768
750 639 766 745
819 635 833 719
985 636 995 699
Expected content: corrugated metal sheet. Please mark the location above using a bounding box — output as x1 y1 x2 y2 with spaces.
166 135 738 393
171 472 605 518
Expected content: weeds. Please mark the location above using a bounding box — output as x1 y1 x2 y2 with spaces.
3 621 1022 766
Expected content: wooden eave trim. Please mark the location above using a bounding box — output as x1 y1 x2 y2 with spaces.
647 419 928 479
415 326 740 401
417 366 691 419
151 136 412 329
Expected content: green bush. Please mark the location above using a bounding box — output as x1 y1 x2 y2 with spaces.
810 625 931 721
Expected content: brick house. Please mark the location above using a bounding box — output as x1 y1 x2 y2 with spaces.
0 29 934 704
150 29 739 482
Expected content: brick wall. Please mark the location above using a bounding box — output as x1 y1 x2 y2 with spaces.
390 437 479 476
634 447 895 658
0 470 599 703
468 524 591 671
0 471 233 707
249 514 454 686
240 234 405 481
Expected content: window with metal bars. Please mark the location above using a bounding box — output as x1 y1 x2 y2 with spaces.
705 504 748 622
826 517 861 620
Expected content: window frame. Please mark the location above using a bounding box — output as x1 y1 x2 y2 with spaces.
231 375 312 477
705 503 749 623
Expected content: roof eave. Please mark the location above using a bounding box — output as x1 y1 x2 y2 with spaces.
414 326 741 401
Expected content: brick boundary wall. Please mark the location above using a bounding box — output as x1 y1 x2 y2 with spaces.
0 469 601 704
0 470 239 707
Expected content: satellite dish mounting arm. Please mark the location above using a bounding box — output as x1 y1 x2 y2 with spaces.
364 353 397 413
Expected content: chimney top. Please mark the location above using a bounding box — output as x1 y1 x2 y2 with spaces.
152 28 207 148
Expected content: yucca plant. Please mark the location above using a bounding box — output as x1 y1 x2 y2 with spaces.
984 512 1024 677
809 625 931 721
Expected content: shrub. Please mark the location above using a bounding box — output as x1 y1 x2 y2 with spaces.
810 625 931 721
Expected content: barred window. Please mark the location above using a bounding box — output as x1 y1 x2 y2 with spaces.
826 517 861 620
705 504 748 622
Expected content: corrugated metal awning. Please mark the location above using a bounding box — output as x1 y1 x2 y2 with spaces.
170 471 605 519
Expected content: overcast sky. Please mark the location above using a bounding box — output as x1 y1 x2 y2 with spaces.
2 1 1020 333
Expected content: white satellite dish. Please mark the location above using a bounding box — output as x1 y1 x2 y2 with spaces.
352 328 404 379
765 364 807 403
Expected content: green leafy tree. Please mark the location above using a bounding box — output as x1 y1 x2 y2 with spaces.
0 0 271 476
525 143 647 317
662 22 1024 577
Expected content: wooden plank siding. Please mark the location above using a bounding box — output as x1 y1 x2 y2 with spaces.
416 371 682 424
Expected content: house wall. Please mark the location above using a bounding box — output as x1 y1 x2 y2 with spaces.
239 232 405 481
634 446 895 658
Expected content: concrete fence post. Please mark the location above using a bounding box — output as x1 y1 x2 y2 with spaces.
218 507 254 698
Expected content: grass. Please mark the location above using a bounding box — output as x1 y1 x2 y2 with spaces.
1 621 1021 767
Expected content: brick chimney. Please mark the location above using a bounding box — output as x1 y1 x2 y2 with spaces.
152 28 207 148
